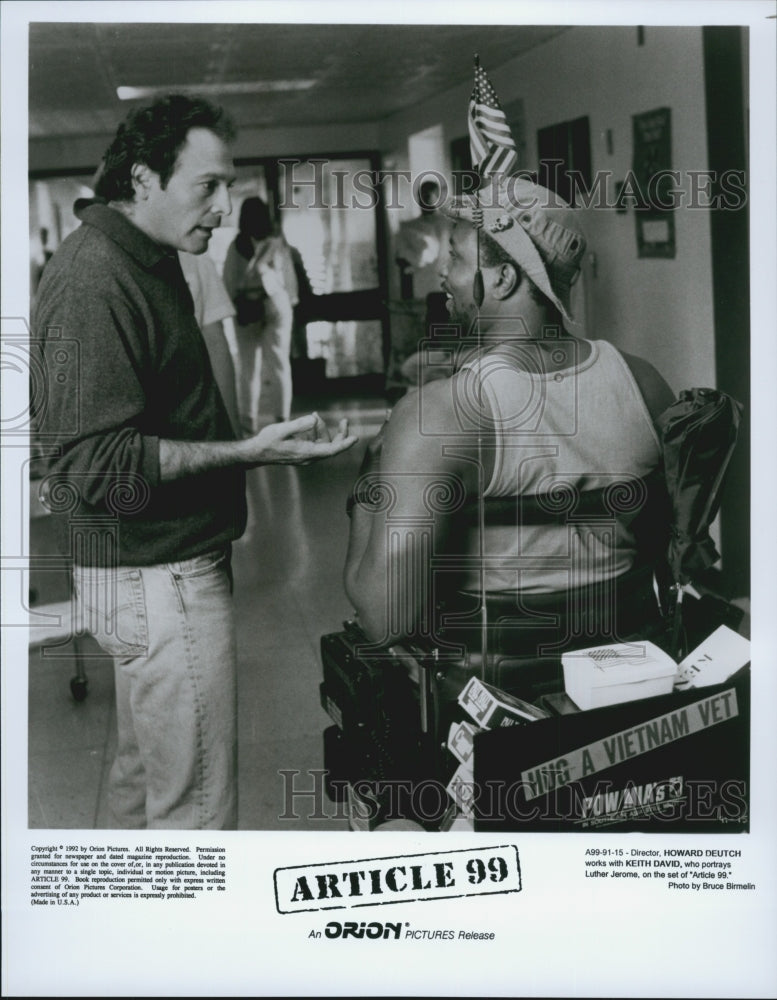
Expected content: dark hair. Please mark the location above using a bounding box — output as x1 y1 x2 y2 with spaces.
95 94 236 202
418 180 441 211
480 232 518 270
480 232 562 323
235 197 273 259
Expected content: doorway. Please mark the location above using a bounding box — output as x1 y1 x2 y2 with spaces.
536 114 592 206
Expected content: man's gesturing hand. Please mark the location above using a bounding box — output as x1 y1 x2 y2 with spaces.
241 413 358 466
159 414 356 481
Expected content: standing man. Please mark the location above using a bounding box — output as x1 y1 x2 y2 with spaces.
345 175 673 650
33 94 356 830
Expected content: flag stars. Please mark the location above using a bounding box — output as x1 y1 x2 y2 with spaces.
468 60 517 177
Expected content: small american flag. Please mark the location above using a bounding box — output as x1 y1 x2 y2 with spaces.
468 60 517 179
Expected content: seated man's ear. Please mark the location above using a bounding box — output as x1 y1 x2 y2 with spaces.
490 260 519 300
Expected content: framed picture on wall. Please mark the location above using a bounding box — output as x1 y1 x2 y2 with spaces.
633 105 676 258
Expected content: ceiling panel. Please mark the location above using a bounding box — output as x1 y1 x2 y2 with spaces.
29 22 569 138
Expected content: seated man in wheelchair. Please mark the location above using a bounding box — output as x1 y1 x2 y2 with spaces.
343 173 675 699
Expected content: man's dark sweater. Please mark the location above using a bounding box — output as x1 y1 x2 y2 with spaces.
33 200 247 566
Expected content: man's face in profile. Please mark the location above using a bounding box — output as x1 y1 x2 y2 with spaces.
138 126 236 253
440 221 478 326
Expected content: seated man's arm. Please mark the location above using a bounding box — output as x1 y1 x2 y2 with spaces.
344 381 482 646
620 350 675 426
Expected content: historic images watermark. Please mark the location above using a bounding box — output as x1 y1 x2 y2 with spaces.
277 768 747 829
276 161 747 213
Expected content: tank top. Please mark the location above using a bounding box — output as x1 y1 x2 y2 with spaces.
455 339 661 593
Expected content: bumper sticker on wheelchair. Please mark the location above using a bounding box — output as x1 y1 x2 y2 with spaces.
273 845 521 914
521 687 739 800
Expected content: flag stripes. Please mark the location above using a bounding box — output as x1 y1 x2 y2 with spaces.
468 61 517 179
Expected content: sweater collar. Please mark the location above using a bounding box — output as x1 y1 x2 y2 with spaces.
74 198 175 269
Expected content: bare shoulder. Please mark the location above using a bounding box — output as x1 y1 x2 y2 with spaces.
382 379 469 471
620 350 676 423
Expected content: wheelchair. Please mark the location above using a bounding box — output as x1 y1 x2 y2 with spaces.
320 454 745 831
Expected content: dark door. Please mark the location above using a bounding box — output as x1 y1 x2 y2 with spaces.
703 26 749 597
537 115 592 205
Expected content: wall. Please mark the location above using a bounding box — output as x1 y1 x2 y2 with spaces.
378 25 717 395
28 26 717 395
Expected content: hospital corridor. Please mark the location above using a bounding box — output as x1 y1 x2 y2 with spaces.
19 20 751 835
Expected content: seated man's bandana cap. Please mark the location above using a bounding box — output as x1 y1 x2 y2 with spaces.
442 176 587 326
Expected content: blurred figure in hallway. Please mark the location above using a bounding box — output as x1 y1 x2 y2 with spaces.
178 249 240 435
223 197 298 432
389 178 453 397
395 178 451 327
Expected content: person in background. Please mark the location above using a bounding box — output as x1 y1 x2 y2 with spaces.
288 241 314 363
395 178 451 322
178 250 240 435
223 197 298 432
33 94 356 830
392 179 453 394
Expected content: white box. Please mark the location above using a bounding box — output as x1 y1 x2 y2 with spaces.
457 676 548 728
446 761 476 818
674 625 750 690
447 720 480 766
562 640 677 711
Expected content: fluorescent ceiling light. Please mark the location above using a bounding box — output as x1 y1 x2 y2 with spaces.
117 80 315 100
